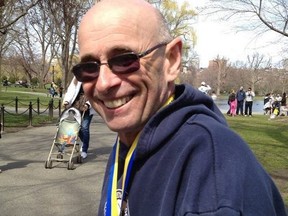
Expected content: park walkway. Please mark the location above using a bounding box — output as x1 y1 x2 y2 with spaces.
0 114 116 216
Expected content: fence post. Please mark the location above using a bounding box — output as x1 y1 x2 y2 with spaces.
1 104 4 133
58 99 62 117
28 102 33 127
15 97 18 114
37 97 40 115
49 99 53 118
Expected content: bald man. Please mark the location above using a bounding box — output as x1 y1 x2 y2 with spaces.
72 0 287 215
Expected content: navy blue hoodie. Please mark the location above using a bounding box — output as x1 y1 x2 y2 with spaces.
98 84 287 216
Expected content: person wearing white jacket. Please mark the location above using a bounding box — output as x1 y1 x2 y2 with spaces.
244 87 255 117
198 81 211 95
63 77 96 159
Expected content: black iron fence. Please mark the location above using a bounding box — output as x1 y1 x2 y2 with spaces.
0 97 62 134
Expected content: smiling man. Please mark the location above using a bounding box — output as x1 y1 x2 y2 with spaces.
73 0 287 215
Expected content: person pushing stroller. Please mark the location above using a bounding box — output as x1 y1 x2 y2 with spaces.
63 77 96 159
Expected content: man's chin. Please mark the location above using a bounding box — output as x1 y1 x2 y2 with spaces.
106 119 139 134
104 118 129 131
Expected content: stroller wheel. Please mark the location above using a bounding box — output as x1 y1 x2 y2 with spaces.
57 154 63 159
44 160 53 169
44 161 48 169
77 155 83 163
67 161 74 170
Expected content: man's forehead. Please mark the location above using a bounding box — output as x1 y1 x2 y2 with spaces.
83 1 142 23
80 1 157 34
79 10 158 49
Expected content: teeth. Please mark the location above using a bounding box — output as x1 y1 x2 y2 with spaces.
104 97 131 108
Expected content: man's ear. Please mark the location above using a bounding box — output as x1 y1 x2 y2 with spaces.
164 37 182 82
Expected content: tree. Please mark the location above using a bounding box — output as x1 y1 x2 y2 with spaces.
46 0 94 89
202 0 288 58
244 52 271 91
10 2 59 88
149 0 198 70
6 1 65 88
0 0 40 35
0 0 40 91
208 57 230 95
204 0 288 37
226 63 247 91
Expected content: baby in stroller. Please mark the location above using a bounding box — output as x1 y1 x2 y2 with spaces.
45 107 82 170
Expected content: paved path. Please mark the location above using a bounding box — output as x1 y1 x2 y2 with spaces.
0 114 116 216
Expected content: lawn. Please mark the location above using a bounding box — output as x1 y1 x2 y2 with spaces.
226 115 288 205
0 86 54 108
0 86 60 130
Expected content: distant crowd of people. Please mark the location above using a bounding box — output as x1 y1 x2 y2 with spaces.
264 92 287 118
198 82 287 118
198 83 256 117
226 86 255 117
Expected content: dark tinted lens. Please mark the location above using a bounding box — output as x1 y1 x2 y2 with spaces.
109 53 140 73
72 62 100 82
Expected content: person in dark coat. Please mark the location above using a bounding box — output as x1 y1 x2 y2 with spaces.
73 1 287 215
236 86 246 115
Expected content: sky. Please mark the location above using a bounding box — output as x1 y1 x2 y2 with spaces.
178 0 285 68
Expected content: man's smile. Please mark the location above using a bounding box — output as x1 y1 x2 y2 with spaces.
103 96 133 109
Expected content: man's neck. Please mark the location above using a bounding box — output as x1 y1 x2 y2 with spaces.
118 130 141 147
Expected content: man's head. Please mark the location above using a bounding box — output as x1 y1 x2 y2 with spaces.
76 0 182 144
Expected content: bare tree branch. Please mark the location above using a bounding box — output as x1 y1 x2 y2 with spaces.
0 0 40 34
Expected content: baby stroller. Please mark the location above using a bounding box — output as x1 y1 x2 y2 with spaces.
45 107 83 170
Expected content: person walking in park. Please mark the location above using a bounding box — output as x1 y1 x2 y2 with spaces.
73 0 287 215
48 83 57 98
63 77 96 159
236 86 246 115
58 86 64 98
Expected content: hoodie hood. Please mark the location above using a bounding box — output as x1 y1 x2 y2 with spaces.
136 84 227 159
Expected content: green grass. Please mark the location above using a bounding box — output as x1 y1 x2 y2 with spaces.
226 115 288 171
0 86 60 129
3 114 56 128
226 115 288 205
0 86 55 108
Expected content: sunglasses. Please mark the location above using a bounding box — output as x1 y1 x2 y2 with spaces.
72 42 168 82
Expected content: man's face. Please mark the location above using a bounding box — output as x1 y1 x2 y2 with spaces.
78 8 172 143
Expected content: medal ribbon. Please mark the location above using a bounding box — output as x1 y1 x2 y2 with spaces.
106 134 139 216
106 94 174 216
